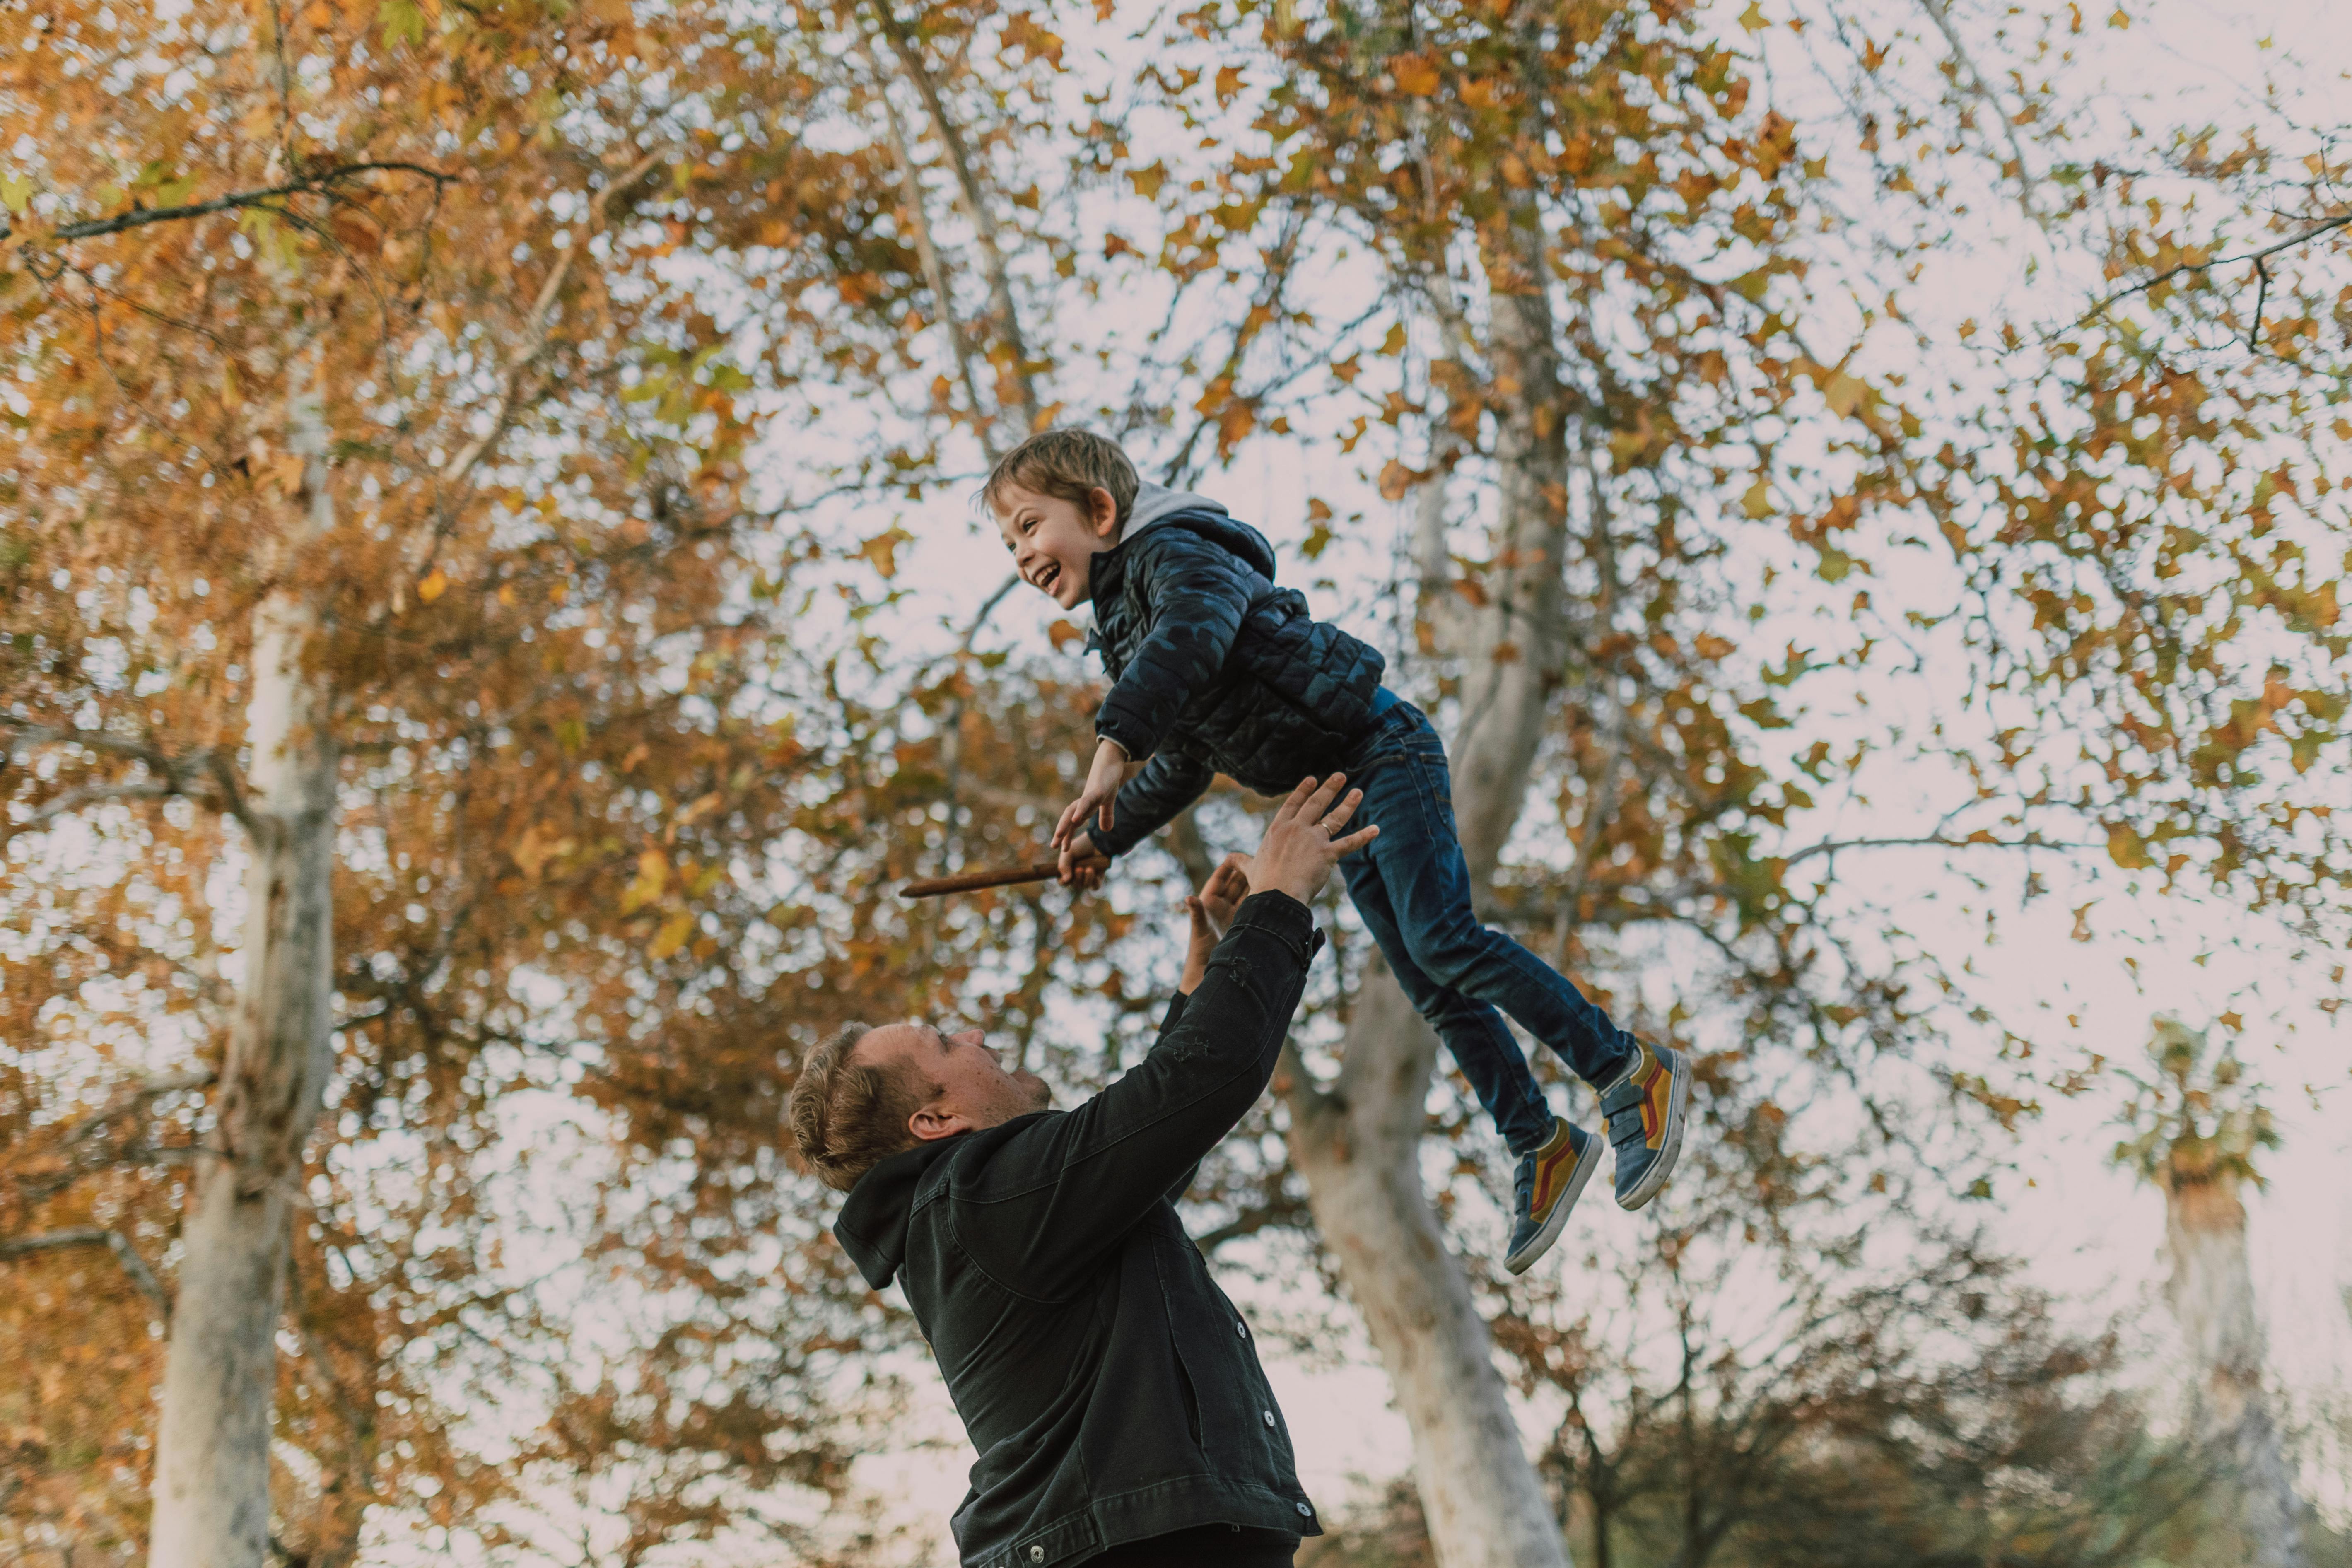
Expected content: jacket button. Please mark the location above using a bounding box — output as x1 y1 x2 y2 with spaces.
1295 1502 1313 1517
1262 1409 1276 1428
1029 1549 1044 1563
1235 1320 1247 1337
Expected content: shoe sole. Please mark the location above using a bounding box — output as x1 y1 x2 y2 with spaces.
1505 1132 1599 1276
1616 1050 1691 1212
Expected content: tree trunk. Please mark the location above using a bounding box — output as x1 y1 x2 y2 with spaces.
1283 212 1579 1564
1287 976 1570 1568
149 378 340 1568
2164 1173 2305 1568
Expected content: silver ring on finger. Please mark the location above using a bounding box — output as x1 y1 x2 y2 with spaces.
1322 818 1341 839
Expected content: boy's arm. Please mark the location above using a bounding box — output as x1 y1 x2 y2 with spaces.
1086 748 1213 860
1092 529 1257 766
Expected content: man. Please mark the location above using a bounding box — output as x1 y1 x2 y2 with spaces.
790 776 1377 1568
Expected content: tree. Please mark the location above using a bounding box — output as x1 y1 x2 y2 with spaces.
11 0 2343 1558
721 2 2348 1562
0 0 919 1560
1496 1148 2209 1568
2114 1016 2306 1568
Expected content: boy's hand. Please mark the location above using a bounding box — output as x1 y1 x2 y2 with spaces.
1053 737 1131 850
1240 775 1375 905
1178 854 1251 994
1057 831 1112 890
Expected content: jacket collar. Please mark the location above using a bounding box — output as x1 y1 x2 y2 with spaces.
831 1113 1056 1289
833 1139 956 1290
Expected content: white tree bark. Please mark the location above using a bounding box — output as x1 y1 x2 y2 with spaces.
1283 217 1581 1566
2165 1175 2305 1568
1287 977 1573 1568
149 374 341 1568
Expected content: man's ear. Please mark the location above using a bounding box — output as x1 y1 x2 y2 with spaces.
910 1103 975 1142
1087 486 1120 538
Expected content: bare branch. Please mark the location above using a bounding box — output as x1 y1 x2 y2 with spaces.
858 38 999 463
2071 212 2352 333
58 1069 219 1150
1914 0 2048 231
864 2 1042 435
0 1226 173 1323
429 144 671 499
2 721 258 830
7 162 458 246
28 778 177 824
1778 831 2087 868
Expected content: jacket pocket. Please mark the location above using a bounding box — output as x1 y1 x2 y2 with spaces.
1152 1233 1286 1478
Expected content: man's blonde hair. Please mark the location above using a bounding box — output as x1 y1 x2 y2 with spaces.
788 1022 939 1192
979 429 1140 527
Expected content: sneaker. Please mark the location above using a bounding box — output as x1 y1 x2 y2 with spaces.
1504 1118 1600 1275
1599 1041 1692 1211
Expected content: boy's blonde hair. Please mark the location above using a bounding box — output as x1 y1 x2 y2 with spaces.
979 429 1140 526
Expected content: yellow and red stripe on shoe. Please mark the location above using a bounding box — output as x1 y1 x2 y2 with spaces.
1528 1120 1582 1215
1626 1044 1670 1148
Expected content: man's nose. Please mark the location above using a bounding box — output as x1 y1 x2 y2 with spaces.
953 1028 986 1049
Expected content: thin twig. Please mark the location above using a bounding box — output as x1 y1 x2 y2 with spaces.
2071 212 2351 331
0 1227 173 1324
8 162 458 245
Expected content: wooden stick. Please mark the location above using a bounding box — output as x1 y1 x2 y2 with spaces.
898 860 1062 898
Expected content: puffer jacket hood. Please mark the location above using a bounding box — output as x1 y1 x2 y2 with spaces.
1116 483 1278 583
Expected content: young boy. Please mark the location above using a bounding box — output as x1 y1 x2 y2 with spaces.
986 429 1691 1273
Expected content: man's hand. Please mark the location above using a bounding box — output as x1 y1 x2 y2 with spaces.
1177 854 1251 994
1053 737 1131 850
1240 774 1375 905
1058 830 1112 890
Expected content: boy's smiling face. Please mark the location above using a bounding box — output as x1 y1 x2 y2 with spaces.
992 482 1121 610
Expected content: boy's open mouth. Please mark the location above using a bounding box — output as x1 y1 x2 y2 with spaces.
1031 561 1062 594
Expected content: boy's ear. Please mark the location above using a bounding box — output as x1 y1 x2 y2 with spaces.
1087 486 1120 538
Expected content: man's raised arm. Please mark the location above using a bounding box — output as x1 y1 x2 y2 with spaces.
955 777 1376 1298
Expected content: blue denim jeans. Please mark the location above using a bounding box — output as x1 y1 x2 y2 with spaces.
1336 695 1638 1156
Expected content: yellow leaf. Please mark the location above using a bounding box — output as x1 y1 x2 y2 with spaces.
1047 620 1084 651
417 568 449 603
649 910 695 960
2217 1010 2243 1031
1129 163 1168 200
1377 460 1426 501
2105 823 2152 870
1738 0 1768 31
857 530 905 579
1742 478 1773 519
1379 322 1409 357
1214 65 1244 105
1391 53 1440 96
1822 372 1866 418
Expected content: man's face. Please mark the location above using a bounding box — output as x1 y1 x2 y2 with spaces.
855 1021 1051 1142
992 482 1119 610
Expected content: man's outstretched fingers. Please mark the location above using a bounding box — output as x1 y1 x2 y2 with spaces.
1274 775 1321 823
1332 824 1379 855
1320 786 1365 835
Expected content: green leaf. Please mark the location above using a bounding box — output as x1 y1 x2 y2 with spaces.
379 0 426 47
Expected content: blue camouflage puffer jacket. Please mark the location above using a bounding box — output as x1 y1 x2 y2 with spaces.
1085 485 1387 859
